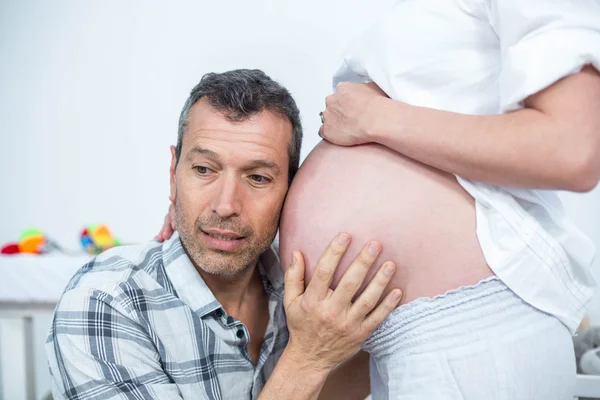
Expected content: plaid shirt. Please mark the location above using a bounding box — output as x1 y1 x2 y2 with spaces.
46 232 289 400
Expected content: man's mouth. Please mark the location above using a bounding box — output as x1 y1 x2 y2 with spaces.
202 229 244 240
201 229 245 251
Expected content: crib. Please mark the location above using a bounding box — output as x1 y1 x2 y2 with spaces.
0 253 89 400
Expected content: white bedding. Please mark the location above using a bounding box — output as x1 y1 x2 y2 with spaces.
0 254 91 304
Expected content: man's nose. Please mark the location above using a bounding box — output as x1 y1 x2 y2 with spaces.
211 174 242 218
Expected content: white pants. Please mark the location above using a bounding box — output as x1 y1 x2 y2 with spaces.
363 277 576 400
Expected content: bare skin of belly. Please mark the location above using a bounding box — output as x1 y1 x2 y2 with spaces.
279 141 493 306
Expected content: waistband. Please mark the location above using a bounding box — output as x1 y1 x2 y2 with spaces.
363 276 557 357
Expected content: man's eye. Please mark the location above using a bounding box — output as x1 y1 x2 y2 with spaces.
250 175 271 184
194 166 213 175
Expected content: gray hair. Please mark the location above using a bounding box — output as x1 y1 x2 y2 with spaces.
176 69 303 185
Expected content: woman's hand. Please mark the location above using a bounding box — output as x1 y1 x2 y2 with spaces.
319 82 389 146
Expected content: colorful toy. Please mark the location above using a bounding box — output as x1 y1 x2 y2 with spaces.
80 224 121 255
1 243 21 255
2 225 122 256
19 228 46 253
1 228 47 255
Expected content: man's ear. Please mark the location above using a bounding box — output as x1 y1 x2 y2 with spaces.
169 145 177 204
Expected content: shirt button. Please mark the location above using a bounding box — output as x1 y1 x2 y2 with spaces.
215 309 223 318
236 329 245 338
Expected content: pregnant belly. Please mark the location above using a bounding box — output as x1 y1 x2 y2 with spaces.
279 141 493 305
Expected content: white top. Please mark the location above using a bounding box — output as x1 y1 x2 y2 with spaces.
333 0 600 333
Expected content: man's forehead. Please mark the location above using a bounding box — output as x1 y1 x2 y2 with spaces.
188 98 289 135
184 99 292 157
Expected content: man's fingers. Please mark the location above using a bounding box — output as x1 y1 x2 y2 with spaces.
168 203 176 230
330 241 382 306
283 251 305 310
163 215 174 239
362 289 402 334
348 261 395 321
156 215 172 242
303 233 351 302
160 202 177 241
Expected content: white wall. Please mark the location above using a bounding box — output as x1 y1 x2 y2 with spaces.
0 0 599 396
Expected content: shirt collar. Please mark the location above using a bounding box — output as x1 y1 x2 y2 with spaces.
162 232 283 318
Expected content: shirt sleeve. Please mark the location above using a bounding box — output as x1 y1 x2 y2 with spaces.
489 0 600 112
46 288 183 400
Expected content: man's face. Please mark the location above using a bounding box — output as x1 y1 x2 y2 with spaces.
170 98 291 277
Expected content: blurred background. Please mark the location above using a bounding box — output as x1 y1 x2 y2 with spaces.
0 0 599 399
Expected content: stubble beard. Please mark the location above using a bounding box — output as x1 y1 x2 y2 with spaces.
175 199 280 278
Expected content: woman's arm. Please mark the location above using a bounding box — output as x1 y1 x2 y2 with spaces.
320 66 600 192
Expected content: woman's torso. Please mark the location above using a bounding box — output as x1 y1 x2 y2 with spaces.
279 141 493 304
280 1 498 303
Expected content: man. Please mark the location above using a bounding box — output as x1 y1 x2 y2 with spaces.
46 69 402 399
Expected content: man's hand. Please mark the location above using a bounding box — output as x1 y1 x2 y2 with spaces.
283 232 402 373
319 82 389 146
258 233 400 400
156 201 176 242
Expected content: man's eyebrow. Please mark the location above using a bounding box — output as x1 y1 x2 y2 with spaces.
186 146 221 161
248 160 281 174
186 146 281 174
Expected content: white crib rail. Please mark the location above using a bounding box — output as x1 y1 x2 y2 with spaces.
576 374 600 398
